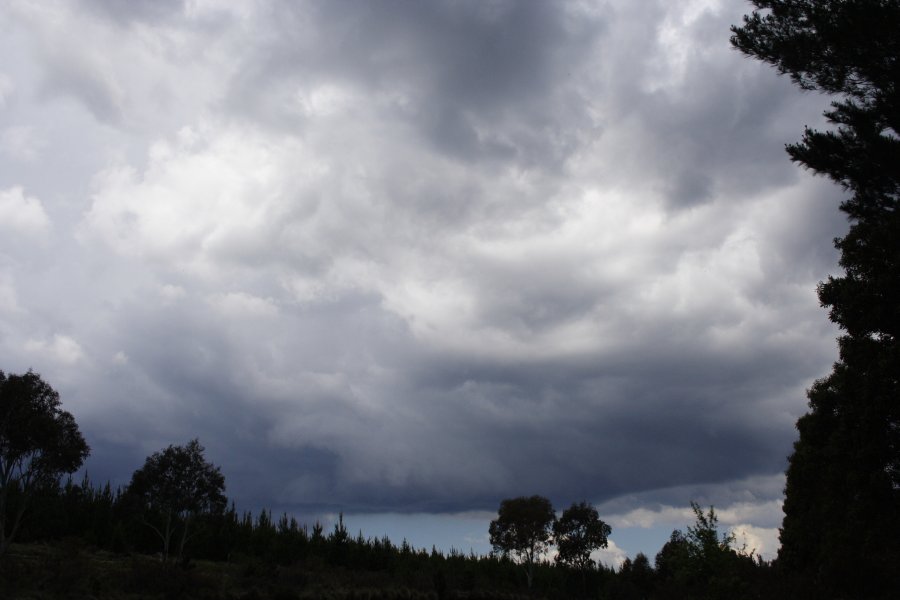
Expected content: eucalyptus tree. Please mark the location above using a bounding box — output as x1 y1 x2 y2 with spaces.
488 495 555 588
554 501 611 595
553 501 611 571
128 439 226 563
0 370 89 558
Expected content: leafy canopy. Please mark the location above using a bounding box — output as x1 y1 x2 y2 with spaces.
128 438 226 563
129 438 226 518
553 501 611 571
489 495 555 587
0 370 89 556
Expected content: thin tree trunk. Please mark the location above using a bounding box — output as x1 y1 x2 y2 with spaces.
0 470 9 559
140 512 170 564
5 503 27 555
0 495 7 559
163 510 173 565
0 487 28 561
177 515 191 564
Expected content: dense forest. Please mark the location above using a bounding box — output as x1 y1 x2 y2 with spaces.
1 451 774 600
2 0 898 598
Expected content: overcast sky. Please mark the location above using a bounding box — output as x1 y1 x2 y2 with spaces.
0 0 847 564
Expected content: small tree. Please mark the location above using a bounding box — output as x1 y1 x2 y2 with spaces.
684 502 735 562
655 529 691 585
0 370 89 558
488 495 555 588
655 503 748 599
127 439 226 564
554 501 611 595
554 501 611 571
623 552 655 597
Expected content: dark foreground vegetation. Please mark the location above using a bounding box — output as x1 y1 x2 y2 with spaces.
0 367 781 599
2 0 898 597
1 475 780 600
733 1 900 597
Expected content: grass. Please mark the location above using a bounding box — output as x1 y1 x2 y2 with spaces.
0 541 539 600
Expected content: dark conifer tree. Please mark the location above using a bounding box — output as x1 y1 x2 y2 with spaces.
732 2 899 596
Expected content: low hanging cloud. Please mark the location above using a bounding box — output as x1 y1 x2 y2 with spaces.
0 0 847 540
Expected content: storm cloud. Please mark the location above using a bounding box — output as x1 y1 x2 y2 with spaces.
0 0 845 550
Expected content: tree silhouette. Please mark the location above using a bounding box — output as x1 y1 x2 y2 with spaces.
554 501 611 571
0 370 89 559
554 501 610 595
732 2 900 596
127 439 226 564
654 504 752 600
488 495 555 588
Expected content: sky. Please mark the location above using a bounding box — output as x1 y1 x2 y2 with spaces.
0 0 848 566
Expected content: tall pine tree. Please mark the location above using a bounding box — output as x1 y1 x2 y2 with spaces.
732 2 899 597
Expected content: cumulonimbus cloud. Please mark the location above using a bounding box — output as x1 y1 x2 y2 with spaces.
0 1 847 534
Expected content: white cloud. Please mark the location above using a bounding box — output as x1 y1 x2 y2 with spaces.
209 292 279 319
594 489 785 563
81 121 317 274
607 505 696 530
596 539 629 570
296 83 357 118
0 186 51 236
606 498 784 531
730 524 780 560
24 334 85 365
645 0 724 95
715 500 784 528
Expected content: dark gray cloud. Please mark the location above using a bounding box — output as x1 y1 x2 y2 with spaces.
0 0 847 538
224 0 603 170
78 0 187 24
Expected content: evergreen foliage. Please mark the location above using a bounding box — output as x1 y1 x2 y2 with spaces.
653 504 760 600
4 480 780 599
731 2 900 596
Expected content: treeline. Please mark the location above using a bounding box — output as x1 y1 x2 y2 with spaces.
0 369 778 598
5 474 783 600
